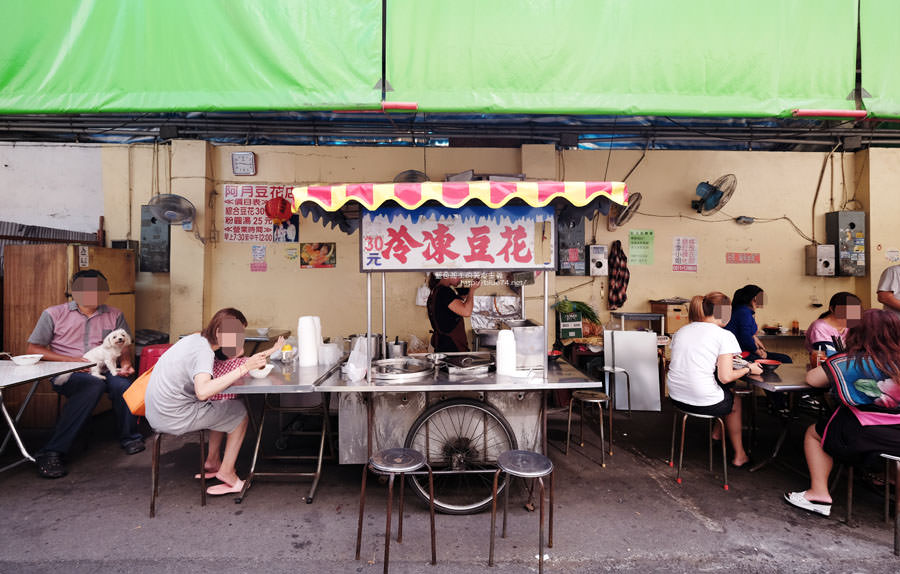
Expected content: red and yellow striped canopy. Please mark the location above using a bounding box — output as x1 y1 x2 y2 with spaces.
290 181 627 212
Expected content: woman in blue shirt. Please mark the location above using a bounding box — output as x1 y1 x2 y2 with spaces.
725 284 792 364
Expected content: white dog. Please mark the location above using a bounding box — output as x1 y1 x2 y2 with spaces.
82 329 132 380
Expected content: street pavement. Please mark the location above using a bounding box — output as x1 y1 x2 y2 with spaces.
1 406 897 573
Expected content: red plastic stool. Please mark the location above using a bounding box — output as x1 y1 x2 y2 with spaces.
139 344 173 374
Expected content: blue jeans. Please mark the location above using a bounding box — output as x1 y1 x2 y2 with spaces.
39 372 142 456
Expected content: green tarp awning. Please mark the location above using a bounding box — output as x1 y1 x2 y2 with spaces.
0 0 382 113
861 0 900 118
387 0 859 116
0 0 864 117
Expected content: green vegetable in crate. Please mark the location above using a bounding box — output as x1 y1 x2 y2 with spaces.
555 299 599 323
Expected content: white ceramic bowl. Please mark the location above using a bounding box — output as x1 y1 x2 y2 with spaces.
248 363 274 379
256 328 270 336
11 354 43 366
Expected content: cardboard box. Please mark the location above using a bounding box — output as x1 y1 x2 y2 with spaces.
650 301 689 334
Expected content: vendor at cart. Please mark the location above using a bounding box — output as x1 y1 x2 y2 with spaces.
426 272 480 352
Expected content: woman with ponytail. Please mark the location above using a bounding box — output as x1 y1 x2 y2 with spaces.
667 292 763 468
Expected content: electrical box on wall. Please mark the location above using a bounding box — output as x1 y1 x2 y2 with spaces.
587 244 608 276
556 218 586 276
825 211 866 276
805 244 835 276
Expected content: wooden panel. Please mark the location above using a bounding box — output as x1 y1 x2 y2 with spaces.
3 244 68 356
3 244 134 428
107 293 136 345
68 245 135 293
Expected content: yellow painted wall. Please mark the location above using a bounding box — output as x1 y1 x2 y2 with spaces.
865 148 900 308
101 144 171 333
101 143 900 348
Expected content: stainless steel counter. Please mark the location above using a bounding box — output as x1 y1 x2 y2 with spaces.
227 355 602 394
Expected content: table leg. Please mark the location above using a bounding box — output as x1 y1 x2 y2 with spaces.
235 396 269 503
541 390 548 455
0 387 38 473
0 381 40 458
748 413 790 473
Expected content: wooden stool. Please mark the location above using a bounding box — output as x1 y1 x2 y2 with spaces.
668 406 729 490
150 429 207 518
489 450 554 574
355 447 436 574
565 390 609 465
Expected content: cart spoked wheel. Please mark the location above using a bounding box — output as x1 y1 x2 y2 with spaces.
404 398 517 515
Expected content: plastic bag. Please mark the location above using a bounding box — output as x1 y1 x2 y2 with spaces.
408 333 427 354
341 337 369 381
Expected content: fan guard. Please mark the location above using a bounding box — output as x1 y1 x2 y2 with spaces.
148 194 196 229
607 192 642 231
692 174 736 215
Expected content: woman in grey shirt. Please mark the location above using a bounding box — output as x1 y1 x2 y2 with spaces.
145 308 280 496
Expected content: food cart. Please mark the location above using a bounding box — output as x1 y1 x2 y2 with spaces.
288 180 628 513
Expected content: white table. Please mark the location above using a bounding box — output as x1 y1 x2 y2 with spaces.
0 361 94 473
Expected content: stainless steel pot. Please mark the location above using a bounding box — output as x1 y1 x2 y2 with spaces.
386 337 408 358
348 333 383 360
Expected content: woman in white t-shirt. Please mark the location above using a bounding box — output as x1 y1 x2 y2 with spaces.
667 291 763 468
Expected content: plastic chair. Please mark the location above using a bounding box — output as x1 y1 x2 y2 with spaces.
355 448 436 574
149 429 207 518
489 450 554 574
668 404 729 490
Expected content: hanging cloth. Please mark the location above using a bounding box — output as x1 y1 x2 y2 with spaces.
607 239 630 310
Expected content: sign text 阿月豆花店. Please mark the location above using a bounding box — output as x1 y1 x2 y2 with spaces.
359 206 556 272
222 184 296 243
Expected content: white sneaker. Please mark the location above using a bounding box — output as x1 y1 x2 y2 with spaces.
784 491 831 516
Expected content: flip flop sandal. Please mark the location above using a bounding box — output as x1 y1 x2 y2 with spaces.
206 479 245 496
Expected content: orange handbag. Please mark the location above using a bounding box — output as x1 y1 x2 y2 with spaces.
124 366 153 416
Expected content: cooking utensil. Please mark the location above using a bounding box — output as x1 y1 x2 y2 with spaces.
370 357 434 382
386 336 408 358
348 333 383 360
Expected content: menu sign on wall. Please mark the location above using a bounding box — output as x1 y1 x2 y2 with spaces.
222 184 296 242
360 206 555 272
673 236 698 272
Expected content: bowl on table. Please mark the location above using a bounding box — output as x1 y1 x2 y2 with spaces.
255 327 270 336
756 358 781 373
548 349 563 362
248 363 275 378
11 354 43 366
761 326 780 335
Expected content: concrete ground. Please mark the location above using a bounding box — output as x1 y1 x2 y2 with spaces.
1 401 897 574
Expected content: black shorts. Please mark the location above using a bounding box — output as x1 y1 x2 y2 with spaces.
671 389 734 418
816 406 900 466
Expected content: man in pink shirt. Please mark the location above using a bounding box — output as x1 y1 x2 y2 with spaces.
27 269 144 478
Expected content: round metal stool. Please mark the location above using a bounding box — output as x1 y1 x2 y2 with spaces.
489 450 554 574
565 390 609 465
355 447 436 574
668 405 729 490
